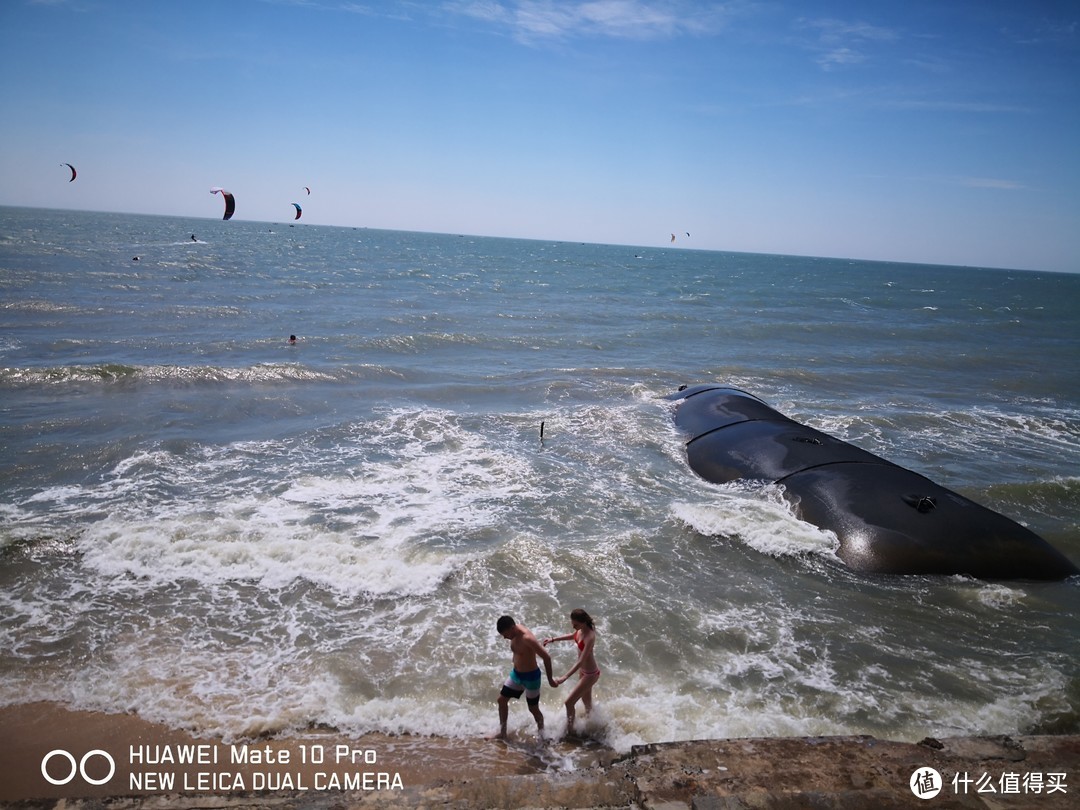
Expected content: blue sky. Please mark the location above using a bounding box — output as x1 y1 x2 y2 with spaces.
1 1 1078 271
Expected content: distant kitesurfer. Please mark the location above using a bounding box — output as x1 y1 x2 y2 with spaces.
191 234 197 242
491 615 557 740
544 608 600 734
288 335 297 344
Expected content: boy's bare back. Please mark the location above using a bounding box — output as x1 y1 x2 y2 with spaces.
509 625 543 671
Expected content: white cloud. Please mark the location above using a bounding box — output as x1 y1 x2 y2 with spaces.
444 0 734 42
954 176 1026 190
802 18 898 44
446 0 515 25
817 46 864 71
880 100 1032 114
796 16 900 72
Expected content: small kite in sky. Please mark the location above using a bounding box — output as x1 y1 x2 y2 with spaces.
63 163 76 182
292 202 302 220
210 187 236 220
304 186 311 195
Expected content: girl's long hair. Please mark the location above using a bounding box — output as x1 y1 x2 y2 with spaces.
570 608 595 629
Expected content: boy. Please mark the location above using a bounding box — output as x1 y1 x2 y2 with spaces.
492 615 558 739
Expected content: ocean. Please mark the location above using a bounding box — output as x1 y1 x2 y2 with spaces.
1 205 1078 759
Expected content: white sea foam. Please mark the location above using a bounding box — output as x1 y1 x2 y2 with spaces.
77 516 460 595
972 583 1026 609
69 408 541 595
670 487 840 560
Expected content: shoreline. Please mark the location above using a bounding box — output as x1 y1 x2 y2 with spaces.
2 703 1078 808
0 702 593 801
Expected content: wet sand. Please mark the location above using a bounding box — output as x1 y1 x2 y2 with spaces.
0 702 612 802
2 702 1078 808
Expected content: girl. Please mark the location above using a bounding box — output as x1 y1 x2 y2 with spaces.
543 608 600 733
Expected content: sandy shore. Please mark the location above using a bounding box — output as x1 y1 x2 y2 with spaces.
0 702 614 803
2 702 1078 808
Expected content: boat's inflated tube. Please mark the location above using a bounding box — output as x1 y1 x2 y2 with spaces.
669 384 1078 580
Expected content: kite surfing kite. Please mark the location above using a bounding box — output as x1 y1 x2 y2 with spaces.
292 202 302 220
63 163 77 182
210 187 235 220
304 186 311 195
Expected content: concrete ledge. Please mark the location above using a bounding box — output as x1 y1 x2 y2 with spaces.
4 734 1076 809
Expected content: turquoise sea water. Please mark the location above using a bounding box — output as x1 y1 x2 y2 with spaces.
1 206 1078 758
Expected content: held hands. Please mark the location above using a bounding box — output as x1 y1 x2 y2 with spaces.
548 675 560 688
